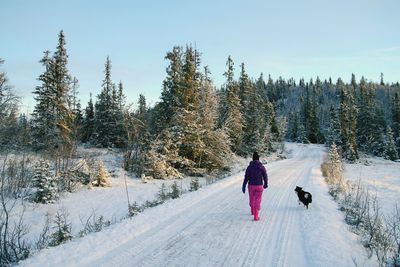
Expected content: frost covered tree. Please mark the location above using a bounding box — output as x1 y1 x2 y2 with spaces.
223 56 244 154
171 46 204 169
326 106 341 147
124 94 151 176
357 77 385 156
31 31 74 157
92 161 111 187
384 126 399 161
49 209 72 246
338 79 358 161
157 183 169 202
0 59 21 150
197 67 231 170
32 160 58 204
392 92 400 154
81 94 95 143
169 181 180 199
94 57 127 148
189 177 200 191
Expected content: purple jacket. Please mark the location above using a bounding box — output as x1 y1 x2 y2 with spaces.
242 160 268 187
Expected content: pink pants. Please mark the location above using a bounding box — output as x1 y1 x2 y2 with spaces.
248 185 264 211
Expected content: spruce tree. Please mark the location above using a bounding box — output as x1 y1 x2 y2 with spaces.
172 46 204 169
392 92 400 154
31 31 74 156
94 57 127 148
82 94 95 143
169 181 181 199
384 126 399 161
125 94 151 176
51 30 74 156
198 67 231 169
223 56 244 154
92 161 111 187
32 160 58 204
326 106 341 147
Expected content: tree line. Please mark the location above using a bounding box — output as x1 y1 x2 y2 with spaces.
1 31 400 179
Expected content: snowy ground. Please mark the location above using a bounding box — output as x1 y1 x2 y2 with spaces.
8 147 247 243
19 143 377 267
344 155 400 216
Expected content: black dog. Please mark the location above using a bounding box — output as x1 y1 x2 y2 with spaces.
294 186 312 209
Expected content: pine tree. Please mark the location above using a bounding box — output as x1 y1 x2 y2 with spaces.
169 181 180 199
81 94 95 143
326 106 341 147
189 177 201 191
338 79 358 161
223 56 245 154
32 160 58 204
51 30 74 156
384 126 399 161
197 67 231 169
171 46 204 169
255 73 269 145
92 161 111 187
49 209 72 246
124 94 151 176
31 31 74 156
157 183 169 202
159 46 182 131
392 92 400 154
145 129 182 179
94 57 127 148
70 77 82 144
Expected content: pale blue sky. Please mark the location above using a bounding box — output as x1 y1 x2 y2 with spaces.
1 0 400 113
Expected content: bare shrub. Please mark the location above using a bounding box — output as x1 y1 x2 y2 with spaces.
1 155 31 265
78 211 110 237
387 206 400 266
2 155 33 199
342 180 369 229
35 213 51 250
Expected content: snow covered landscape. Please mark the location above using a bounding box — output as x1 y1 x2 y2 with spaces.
15 143 395 267
2 1 400 266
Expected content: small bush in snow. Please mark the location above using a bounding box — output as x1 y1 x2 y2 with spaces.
169 181 180 199
189 177 201 192
35 213 51 250
342 181 369 229
128 201 142 217
157 183 170 202
143 199 162 208
2 156 33 199
49 209 72 247
78 212 110 237
387 206 400 267
32 160 58 204
321 143 347 200
91 161 111 187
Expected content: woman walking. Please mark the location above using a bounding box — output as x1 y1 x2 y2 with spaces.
242 152 268 221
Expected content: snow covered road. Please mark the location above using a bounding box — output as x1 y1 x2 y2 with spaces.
20 144 373 267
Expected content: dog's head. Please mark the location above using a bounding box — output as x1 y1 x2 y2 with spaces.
294 186 303 193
